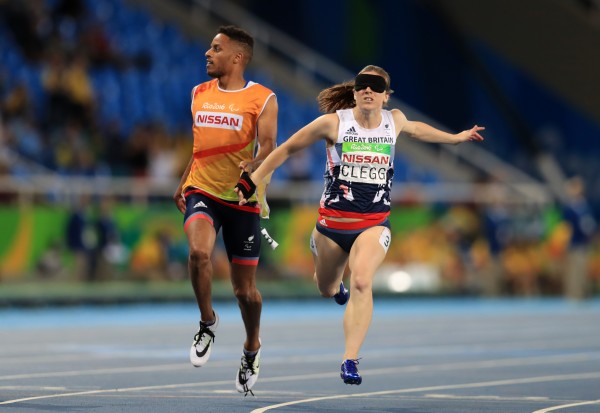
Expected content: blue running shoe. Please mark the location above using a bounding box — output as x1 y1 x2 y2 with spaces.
340 359 362 385
333 281 349 305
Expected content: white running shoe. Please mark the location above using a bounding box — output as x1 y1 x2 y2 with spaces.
189 312 219 367
235 343 261 396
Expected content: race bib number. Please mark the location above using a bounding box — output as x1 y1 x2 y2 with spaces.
339 142 390 184
379 227 391 253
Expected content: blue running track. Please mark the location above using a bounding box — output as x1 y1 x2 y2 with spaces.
1 298 599 412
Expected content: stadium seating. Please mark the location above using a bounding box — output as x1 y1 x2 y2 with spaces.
0 0 435 186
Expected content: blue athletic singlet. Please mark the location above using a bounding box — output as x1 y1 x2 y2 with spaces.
318 109 397 220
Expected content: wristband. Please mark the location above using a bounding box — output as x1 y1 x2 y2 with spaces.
235 171 257 199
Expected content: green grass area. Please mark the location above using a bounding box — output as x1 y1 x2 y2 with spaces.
0 278 318 307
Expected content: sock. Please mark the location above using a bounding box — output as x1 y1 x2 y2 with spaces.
200 311 216 327
243 348 259 358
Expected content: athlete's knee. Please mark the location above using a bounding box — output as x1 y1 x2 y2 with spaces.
315 275 336 298
233 284 261 304
317 286 332 298
351 273 373 293
188 246 211 268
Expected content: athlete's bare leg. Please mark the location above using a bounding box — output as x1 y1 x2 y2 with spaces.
343 226 390 360
185 218 218 323
310 228 349 297
231 263 262 351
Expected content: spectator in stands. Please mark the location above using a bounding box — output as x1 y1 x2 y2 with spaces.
236 65 484 385
65 194 93 280
62 52 95 125
562 176 597 300
480 184 511 296
41 50 96 128
125 124 150 178
6 114 45 165
148 123 178 187
41 50 72 127
100 119 128 175
173 25 278 396
53 120 89 174
81 22 127 69
1 82 31 121
91 196 120 280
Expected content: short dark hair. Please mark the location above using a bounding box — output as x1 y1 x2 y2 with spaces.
218 25 254 63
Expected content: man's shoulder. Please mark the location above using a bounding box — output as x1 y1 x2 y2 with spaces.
193 79 217 96
246 81 275 96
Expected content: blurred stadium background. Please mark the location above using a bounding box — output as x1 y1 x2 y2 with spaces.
0 0 599 304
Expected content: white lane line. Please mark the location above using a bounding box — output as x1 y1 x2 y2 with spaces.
0 386 67 391
424 394 549 401
250 372 600 413
2 366 599 408
1 337 597 367
2 351 598 381
532 400 600 413
1 352 598 406
0 380 233 405
0 354 121 365
0 389 119 405
0 363 188 380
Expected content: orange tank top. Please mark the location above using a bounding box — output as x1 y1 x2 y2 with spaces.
184 78 275 202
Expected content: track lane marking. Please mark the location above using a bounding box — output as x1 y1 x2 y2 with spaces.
532 400 600 413
1 352 598 404
2 351 598 381
251 372 600 412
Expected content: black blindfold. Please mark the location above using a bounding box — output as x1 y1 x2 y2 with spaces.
354 74 387 93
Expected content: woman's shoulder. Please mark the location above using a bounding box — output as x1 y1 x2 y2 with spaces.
302 113 339 141
388 108 408 124
311 112 339 125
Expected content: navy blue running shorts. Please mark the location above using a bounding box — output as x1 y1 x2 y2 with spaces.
183 188 261 266
315 216 391 253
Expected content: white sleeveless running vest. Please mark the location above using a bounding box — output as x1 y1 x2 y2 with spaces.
318 108 397 220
